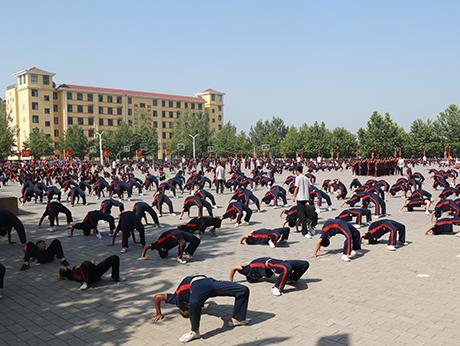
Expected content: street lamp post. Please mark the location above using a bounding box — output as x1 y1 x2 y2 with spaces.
95 131 104 165
189 134 198 160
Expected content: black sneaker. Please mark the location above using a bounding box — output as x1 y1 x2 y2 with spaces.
61 260 70 267
20 263 30 271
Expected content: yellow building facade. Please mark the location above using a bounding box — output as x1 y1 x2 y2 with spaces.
5 67 224 159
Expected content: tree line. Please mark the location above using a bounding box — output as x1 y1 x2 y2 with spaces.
0 97 459 159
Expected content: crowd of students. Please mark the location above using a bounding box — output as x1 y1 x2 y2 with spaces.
0 156 459 342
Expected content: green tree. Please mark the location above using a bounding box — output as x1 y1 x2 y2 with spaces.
280 126 301 157
170 111 212 158
302 122 332 158
212 122 240 157
134 121 159 158
357 112 408 158
249 116 287 156
0 98 16 159
330 127 357 158
407 119 443 158
434 104 460 156
236 131 252 156
23 130 54 159
104 122 136 159
58 125 89 158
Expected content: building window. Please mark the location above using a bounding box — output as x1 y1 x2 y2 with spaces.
117 96 122 103
54 117 59 125
99 119 104 126
218 105 222 111
211 94 216 101
162 132 166 139
53 92 58 100
77 93 83 101
128 109 132 116
43 75 50 85
32 115 39 123
45 121 50 127
153 111 157 117
212 109 215 113
169 122 174 129
140 103 145 108
218 124 222 130
176 101 181 108
170 132 173 139
88 117 94 125
53 105 58 112
98 106 103 114
162 111 166 117
88 105 94 113
99 94 103 102
117 107 122 115
153 121 158 128
177 111 180 118
44 108 50 114
44 95 50 101
168 101 173 107
32 102 39 110
54 130 59 137
88 129 94 137
87 94 93 101
169 112 173 118
67 105 73 112
67 92 72 100
68 117 73 125
153 99 158 106
185 102 188 109
218 115 222 121
107 96 113 103
212 118 215 123
77 105 83 113
108 107 113 115
191 103 195 109
31 89 38 97
162 100 166 107
77 117 83 125
198 104 202 110
108 119 113 126
162 121 166 128
31 74 38 83
128 97 132 104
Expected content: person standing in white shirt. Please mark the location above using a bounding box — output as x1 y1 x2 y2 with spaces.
215 162 225 194
294 166 312 237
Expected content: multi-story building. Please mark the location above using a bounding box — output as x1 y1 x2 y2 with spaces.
5 67 224 159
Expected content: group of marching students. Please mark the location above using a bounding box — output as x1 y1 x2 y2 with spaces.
1 157 459 343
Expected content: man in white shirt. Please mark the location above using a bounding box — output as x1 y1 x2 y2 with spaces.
215 162 225 194
294 166 312 237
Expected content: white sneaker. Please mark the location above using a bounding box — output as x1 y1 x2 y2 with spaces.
176 257 187 264
456 232 460 237
179 331 200 343
49 227 55 232
425 211 430 215
79 282 89 291
213 205 218 209
241 221 249 225
304 233 312 239
120 248 128 254
273 206 278 209
315 207 321 214
354 250 363 255
96 232 102 240
355 224 361 229
268 240 276 248
327 206 333 212
271 287 281 296
341 255 351 262
386 245 396 251
234 222 240 228
350 250 357 257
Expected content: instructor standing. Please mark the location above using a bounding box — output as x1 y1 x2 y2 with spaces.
294 166 311 237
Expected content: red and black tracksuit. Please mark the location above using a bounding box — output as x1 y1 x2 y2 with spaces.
40 202 73 227
222 201 252 224
365 219 406 245
100 199 124 215
60 255 120 285
133 201 160 226
74 210 115 236
178 216 222 235
150 229 200 258
0 210 26 244
336 208 371 225
362 193 386 216
24 239 65 263
113 211 145 248
153 192 174 215
244 228 290 246
183 196 213 217
321 219 361 256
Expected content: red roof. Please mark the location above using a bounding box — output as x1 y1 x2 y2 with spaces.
27 67 54 75
200 88 224 95
58 84 205 102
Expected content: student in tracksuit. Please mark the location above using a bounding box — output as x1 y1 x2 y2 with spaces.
144 174 159 191
0 210 26 244
194 188 217 208
178 216 222 236
111 211 146 253
221 200 252 227
388 182 410 199
20 239 69 270
59 255 122 291
362 193 386 217
261 188 287 208
336 208 372 227
45 186 62 202
139 228 200 264
309 187 333 213
425 218 460 236
152 191 175 216
180 196 213 219
350 178 362 190
332 180 348 200
311 219 362 262
133 201 160 226
94 177 113 199
281 205 318 233
362 219 407 250
67 186 87 206
229 257 309 296
70 210 115 237
230 188 261 212
432 199 460 220
38 202 73 229
100 198 124 216
438 187 459 200
240 227 290 248
151 275 249 343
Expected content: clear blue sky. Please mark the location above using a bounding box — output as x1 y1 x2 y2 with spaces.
1 0 459 132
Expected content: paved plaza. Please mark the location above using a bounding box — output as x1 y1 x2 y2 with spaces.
0 166 459 346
